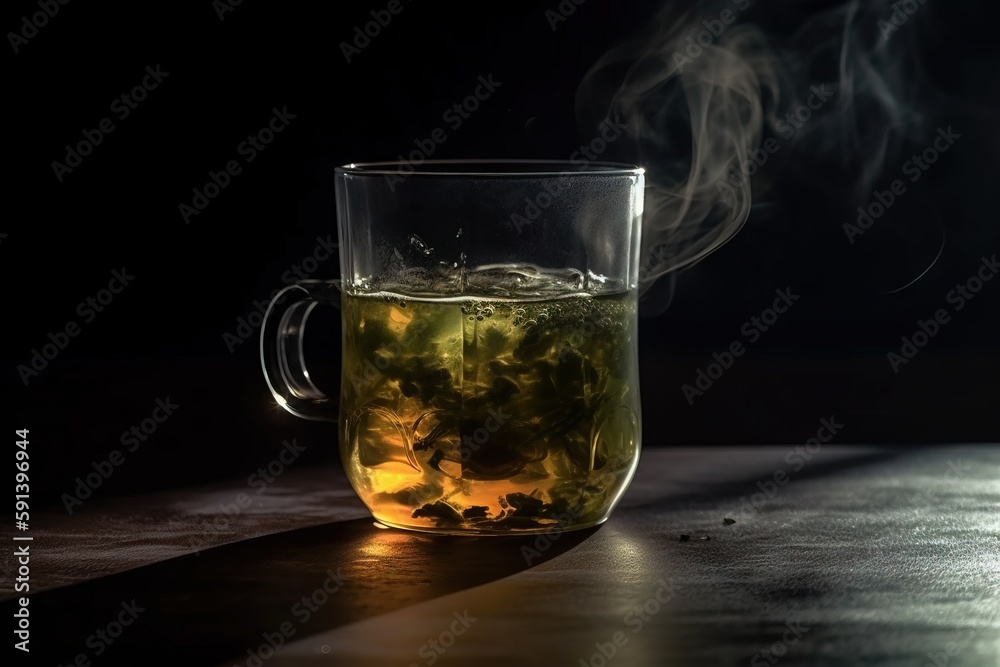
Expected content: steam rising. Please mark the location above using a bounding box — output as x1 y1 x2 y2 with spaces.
575 0 932 301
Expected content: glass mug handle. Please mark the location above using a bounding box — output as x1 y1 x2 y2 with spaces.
259 280 341 422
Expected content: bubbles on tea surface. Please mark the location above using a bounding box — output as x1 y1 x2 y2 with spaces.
372 263 626 299
461 265 590 298
463 302 497 323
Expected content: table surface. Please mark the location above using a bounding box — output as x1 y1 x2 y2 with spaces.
5 445 999 666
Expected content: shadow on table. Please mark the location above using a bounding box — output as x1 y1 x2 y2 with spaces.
13 448 919 664
12 518 596 665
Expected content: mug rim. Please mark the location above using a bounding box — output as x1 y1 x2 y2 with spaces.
336 159 644 177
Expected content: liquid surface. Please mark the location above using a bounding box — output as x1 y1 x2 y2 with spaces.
339 266 640 532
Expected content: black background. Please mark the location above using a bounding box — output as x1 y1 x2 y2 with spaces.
4 0 999 508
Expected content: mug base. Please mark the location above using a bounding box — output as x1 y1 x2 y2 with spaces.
371 516 610 536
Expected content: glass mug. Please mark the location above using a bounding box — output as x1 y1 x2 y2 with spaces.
261 161 644 535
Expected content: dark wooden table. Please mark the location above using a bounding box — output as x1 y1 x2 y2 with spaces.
6 445 998 666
